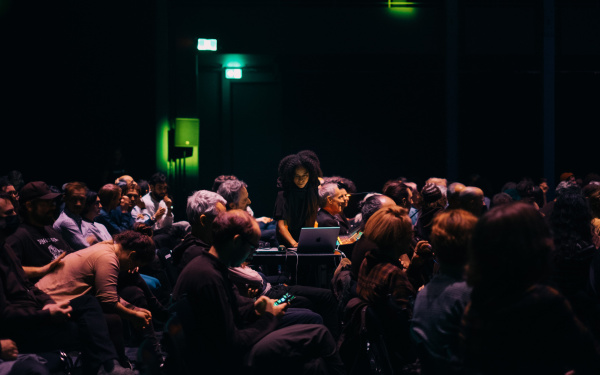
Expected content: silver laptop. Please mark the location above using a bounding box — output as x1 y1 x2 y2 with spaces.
296 227 339 253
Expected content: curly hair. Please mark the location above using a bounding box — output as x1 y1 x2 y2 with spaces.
550 186 593 258
277 151 321 226
114 229 156 265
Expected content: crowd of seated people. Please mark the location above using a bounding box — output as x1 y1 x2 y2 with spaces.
3 159 600 375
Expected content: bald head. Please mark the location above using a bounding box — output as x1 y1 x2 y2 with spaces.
458 186 485 216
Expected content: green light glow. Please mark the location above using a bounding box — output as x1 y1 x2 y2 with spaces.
225 62 242 68
157 119 170 172
175 118 199 147
225 68 242 79
388 1 417 18
197 38 217 51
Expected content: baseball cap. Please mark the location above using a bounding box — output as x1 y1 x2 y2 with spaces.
19 181 61 203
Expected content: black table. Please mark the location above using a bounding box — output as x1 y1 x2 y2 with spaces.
250 250 343 288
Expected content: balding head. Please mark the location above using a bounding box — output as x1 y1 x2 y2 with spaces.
458 187 485 216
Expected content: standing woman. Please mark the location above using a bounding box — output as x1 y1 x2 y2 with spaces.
273 151 322 248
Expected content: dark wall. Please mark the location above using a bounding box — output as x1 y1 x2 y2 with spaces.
2 1 599 211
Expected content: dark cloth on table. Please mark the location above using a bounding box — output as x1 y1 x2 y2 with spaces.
273 189 318 243
5 223 72 268
0 241 117 375
316 209 349 235
462 284 600 375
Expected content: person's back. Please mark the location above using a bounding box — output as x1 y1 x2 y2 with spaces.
463 202 600 374
411 210 477 374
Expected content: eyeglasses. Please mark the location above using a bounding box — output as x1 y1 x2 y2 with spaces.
126 194 140 199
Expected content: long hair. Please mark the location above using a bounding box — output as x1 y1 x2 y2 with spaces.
364 206 412 257
277 151 321 226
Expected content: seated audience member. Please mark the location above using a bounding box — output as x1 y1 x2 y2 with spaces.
316 182 349 235
53 182 95 250
350 194 396 280
457 186 486 217
446 182 466 210
516 179 537 207
587 187 600 248
229 261 340 337
462 202 600 374
411 209 478 374
172 210 344 375
425 177 448 207
322 176 355 227
0 194 133 375
81 190 112 243
352 206 419 371
36 228 157 365
415 183 445 241
125 183 153 227
171 190 227 273
547 186 600 338
0 177 19 211
383 180 414 210
273 152 321 248
6 182 73 279
490 192 513 208
133 172 173 232
95 184 129 235
217 179 277 246
540 179 576 218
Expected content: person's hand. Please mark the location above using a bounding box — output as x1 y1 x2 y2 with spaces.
42 252 66 276
256 217 273 224
154 206 166 221
163 196 173 214
247 287 260 299
128 266 139 274
131 309 152 330
254 296 286 317
43 301 72 321
0 339 18 360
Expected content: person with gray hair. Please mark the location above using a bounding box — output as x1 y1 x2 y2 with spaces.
172 190 227 272
316 182 349 235
217 179 251 211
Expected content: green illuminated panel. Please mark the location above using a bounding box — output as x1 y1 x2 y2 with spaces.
175 118 199 147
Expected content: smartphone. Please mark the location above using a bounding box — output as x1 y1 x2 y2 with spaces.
274 293 296 306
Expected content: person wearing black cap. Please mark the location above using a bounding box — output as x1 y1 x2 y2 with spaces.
5 181 73 281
